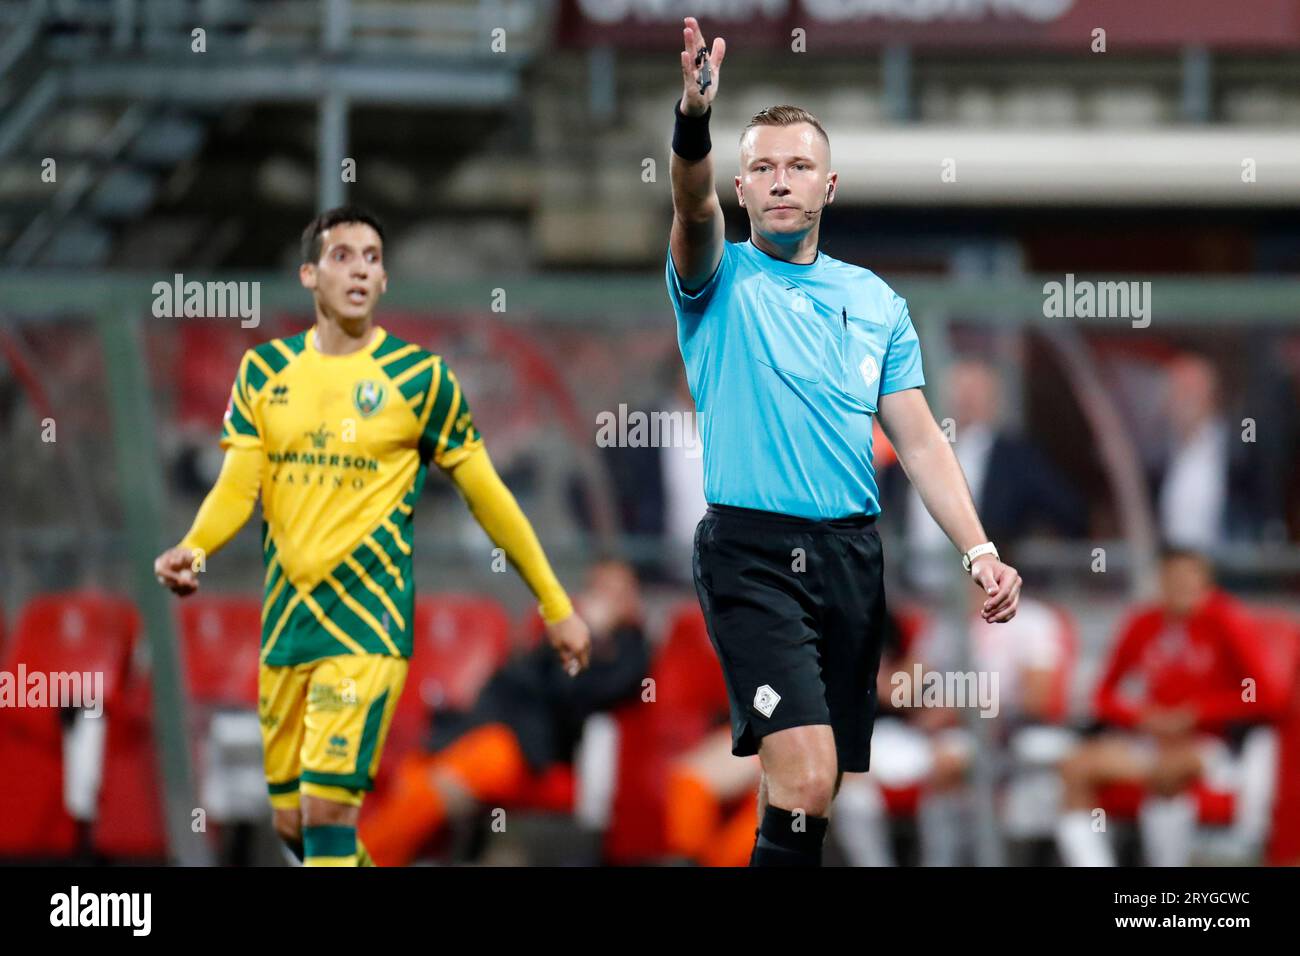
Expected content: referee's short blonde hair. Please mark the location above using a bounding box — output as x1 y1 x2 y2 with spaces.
742 105 830 149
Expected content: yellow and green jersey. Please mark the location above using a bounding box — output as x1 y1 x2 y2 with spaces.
221 326 481 666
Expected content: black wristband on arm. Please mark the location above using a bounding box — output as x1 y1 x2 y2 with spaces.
672 98 712 161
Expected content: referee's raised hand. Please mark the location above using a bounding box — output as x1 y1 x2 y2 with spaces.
680 17 725 117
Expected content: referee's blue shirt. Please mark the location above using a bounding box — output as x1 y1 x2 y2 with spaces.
666 238 926 519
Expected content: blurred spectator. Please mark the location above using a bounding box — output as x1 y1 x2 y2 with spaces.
663 728 760 867
597 363 705 583
1054 547 1283 867
360 559 650 866
930 586 1077 864
880 357 1086 593
837 584 1075 865
1150 350 1291 549
913 584 1070 729
1154 355 1231 551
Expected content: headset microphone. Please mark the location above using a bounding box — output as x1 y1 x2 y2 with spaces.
802 185 833 219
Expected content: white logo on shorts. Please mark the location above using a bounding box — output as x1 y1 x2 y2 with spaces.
753 684 781 718
859 355 879 387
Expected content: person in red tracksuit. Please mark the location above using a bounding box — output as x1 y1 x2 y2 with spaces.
1055 547 1282 866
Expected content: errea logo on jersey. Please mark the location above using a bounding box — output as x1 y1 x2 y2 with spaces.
353 380 387 418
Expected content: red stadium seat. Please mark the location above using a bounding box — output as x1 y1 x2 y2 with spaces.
0 706 76 858
891 603 931 659
605 600 729 864
1250 610 1300 719
174 321 267 429
2 591 139 715
173 597 263 847
177 596 262 707
375 595 513 793
92 669 168 861
652 601 730 723
410 595 513 712
98 596 286 860
602 701 663 864
514 765 577 814
0 592 139 859
1259 612 1300 864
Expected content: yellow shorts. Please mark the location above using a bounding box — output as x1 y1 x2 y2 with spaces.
260 654 408 809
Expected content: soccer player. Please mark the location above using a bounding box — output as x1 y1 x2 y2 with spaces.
1055 548 1280 867
153 206 591 867
665 17 1022 866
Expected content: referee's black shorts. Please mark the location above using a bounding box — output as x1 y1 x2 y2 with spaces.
692 503 887 773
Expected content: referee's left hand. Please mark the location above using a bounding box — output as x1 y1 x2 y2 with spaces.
971 557 1021 623
546 613 592 676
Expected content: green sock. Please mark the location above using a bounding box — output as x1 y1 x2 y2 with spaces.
303 824 358 866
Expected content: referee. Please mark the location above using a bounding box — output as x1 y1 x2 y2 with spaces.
666 17 1023 867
